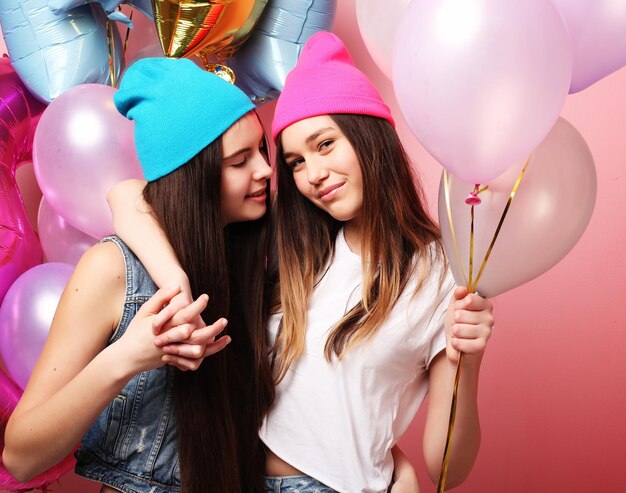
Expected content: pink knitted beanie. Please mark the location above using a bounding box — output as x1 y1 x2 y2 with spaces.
271 32 394 141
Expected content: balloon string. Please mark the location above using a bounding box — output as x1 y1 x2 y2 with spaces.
471 156 531 289
437 158 531 492
468 204 475 287
436 350 463 493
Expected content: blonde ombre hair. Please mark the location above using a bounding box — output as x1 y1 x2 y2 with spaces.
271 114 446 383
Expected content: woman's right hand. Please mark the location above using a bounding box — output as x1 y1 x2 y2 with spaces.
115 286 230 374
151 289 231 371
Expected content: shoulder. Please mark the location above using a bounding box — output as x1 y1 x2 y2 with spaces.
65 241 126 311
76 241 125 282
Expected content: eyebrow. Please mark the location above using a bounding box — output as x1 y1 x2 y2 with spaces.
283 127 335 158
223 147 252 161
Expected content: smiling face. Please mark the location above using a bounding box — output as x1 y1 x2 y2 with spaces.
220 112 273 224
280 115 364 225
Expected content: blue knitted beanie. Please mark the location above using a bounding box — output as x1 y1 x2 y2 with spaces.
114 58 255 182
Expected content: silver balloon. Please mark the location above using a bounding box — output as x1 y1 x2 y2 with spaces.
0 0 123 102
230 0 337 103
49 0 154 27
0 263 74 388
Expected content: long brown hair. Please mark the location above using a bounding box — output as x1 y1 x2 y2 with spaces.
144 134 274 492
272 114 445 382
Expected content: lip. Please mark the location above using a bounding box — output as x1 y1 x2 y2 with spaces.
245 187 266 198
245 187 267 203
317 182 346 202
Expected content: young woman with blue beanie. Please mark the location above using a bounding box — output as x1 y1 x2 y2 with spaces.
107 33 495 493
3 58 275 493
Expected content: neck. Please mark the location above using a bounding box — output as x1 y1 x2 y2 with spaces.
343 218 362 255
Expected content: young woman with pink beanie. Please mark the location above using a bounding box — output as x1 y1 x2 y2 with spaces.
108 33 494 492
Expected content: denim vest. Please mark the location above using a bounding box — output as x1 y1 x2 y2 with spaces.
75 236 180 493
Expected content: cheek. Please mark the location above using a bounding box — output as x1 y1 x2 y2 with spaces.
292 172 310 196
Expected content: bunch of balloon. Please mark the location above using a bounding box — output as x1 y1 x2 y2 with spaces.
0 0 124 102
383 1 605 490
435 116 597 491
1 368 78 491
0 58 45 304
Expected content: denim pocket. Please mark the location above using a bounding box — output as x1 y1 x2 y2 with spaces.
102 394 126 456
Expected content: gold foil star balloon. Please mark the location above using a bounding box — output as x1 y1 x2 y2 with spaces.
152 0 268 61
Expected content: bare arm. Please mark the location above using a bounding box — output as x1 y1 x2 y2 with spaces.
423 287 494 488
1 244 198 481
390 445 420 493
107 180 231 367
107 179 190 291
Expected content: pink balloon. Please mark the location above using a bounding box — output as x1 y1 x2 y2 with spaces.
1 368 76 490
553 0 626 93
33 84 143 239
393 0 572 184
37 198 98 265
356 0 410 77
0 58 45 303
438 117 596 298
0 263 74 388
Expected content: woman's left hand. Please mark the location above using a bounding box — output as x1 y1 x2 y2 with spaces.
152 291 231 371
444 286 494 364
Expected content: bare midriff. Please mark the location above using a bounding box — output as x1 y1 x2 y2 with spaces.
265 448 305 476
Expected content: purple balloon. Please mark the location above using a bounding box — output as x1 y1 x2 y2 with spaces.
33 84 144 239
0 263 74 389
552 0 626 93
37 198 98 265
393 0 572 184
0 58 45 304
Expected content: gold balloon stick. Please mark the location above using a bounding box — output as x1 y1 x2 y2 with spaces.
122 9 135 67
437 159 531 492
106 19 118 88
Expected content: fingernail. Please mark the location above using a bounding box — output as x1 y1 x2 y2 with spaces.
154 337 162 345
222 319 228 327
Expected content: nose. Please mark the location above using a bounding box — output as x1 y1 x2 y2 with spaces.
251 153 273 181
306 159 329 185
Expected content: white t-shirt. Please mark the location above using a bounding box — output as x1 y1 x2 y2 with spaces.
260 229 455 493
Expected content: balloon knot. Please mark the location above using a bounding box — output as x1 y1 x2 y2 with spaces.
465 184 482 205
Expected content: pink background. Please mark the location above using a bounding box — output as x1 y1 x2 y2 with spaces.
2 0 625 491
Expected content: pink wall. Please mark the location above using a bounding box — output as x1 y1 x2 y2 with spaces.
3 1 625 492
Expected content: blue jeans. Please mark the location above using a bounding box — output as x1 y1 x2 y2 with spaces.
262 475 337 493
